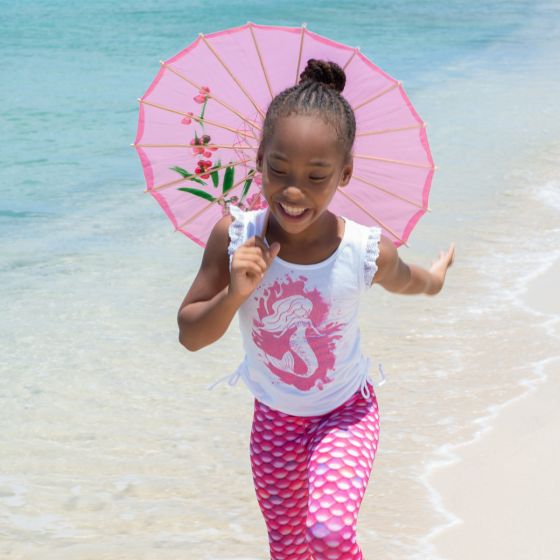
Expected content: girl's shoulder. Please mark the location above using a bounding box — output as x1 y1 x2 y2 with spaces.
339 216 383 289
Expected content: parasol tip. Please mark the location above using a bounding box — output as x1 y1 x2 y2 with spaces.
423 122 428 127
137 97 142 102
160 60 166 66
130 143 135 147
302 22 308 28
434 165 439 170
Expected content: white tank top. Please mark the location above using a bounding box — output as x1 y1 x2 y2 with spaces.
208 206 387 416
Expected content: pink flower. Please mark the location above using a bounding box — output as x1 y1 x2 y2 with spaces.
193 85 211 104
253 172 262 186
181 112 194 125
245 192 268 210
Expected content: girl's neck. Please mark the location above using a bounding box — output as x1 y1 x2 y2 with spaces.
264 211 344 265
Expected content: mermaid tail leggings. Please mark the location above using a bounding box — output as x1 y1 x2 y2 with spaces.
250 383 380 560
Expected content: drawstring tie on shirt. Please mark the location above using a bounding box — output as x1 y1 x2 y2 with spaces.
208 358 388 397
359 359 387 400
207 367 242 391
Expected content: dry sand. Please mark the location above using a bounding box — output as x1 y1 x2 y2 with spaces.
425 259 560 560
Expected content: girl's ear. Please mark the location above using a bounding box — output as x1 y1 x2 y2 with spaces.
256 148 264 172
339 159 353 187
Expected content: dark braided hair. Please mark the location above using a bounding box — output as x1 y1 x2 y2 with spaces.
258 59 356 161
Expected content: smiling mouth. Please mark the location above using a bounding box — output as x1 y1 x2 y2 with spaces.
278 202 309 218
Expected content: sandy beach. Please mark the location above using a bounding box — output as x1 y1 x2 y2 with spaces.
426 259 560 560
2 2 560 559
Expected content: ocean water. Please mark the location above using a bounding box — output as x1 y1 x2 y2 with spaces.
1 1 560 559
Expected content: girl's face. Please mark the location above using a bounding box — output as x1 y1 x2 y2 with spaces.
256 114 353 236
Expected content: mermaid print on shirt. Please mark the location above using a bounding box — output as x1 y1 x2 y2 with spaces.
252 275 343 391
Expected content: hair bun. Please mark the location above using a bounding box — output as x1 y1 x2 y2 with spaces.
299 59 346 93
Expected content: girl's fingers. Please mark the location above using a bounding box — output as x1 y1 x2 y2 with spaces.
233 256 267 275
234 252 268 273
232 260 265 278
239 236 280 269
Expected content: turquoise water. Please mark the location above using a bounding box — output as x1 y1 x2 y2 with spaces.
2 1 560 559
0 0 536 212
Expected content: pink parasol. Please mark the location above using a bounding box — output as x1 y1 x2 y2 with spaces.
134 23 435 248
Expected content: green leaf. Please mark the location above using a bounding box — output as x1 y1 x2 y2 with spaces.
177 187 216 202
210 169 219 188
209 160 221 188
200 98 208 121
170 166 207 186
240 170 255 201
222 165 235 194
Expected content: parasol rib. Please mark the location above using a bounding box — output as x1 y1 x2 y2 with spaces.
352 174 431 211
294 24 307 84
135 143 257 150
342 48 359 71
148 158 253 193
353 153 434 169
356 123 424 137
162 62 262 132
176 170 256 229
352 82 400 112
248 23 274 100
199 34 265 119
139 99 257 139
336 188 408 247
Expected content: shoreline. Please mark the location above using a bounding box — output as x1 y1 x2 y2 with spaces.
420 258 560 560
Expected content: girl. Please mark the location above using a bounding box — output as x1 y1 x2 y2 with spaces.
178 59 455 560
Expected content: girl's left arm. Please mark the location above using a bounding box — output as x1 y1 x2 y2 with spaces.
372 236 455 296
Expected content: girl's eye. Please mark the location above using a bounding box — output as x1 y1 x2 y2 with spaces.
270 167 285 175
310 176 327 182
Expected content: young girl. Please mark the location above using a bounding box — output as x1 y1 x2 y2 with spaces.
178 59 455 560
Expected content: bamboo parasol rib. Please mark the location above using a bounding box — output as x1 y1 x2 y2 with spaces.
356 123 424 137
352 82 400 112
343 48 359 71
139 99 258 140
294 24 307 84
147 158 253 193
199 33 265 119
134 143 257 150
336 187 408 246
161 62 261 133
353 153 434 169
352 174 431 211
248 22 274 100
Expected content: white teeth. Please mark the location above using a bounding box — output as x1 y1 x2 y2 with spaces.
280 203 307 216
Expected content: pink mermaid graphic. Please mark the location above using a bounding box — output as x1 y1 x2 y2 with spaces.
252 275 343 391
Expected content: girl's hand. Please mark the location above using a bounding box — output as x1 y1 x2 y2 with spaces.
428 242 455 294
230 236 280 301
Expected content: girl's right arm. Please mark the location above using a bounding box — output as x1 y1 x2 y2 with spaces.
177 215 280 351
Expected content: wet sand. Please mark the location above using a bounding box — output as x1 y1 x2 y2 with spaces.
426 259 560 560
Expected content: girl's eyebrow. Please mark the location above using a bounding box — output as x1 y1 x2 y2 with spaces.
269 152 332 167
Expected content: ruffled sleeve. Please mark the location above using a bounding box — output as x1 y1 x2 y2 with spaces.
227 205 246 267
364 226 382 288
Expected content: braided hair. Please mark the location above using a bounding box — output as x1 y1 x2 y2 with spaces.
258 59 356 160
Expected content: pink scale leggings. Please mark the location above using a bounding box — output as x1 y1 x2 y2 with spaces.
250 383 380 560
